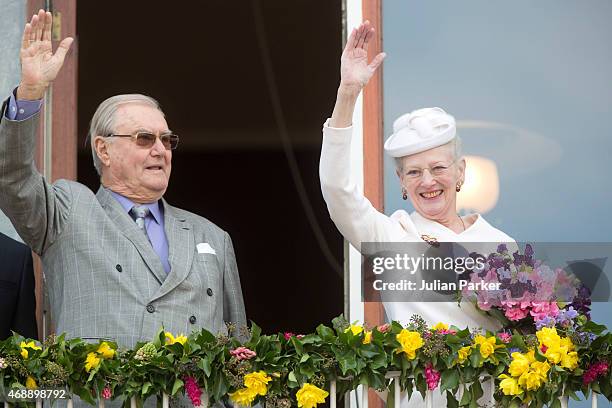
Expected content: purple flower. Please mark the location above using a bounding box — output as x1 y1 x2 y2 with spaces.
508 347 521 354
535 316 556 330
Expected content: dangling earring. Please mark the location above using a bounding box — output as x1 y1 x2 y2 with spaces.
456 182 462 192
402 189 408 200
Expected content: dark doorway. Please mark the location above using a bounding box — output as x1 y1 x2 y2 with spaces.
76 0 344 334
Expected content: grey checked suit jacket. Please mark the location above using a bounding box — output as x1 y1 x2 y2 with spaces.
0 101 246 348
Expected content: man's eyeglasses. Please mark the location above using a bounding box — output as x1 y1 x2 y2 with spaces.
107 132 179 150
403 159 457 180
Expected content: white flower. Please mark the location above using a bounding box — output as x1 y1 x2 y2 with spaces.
0 357 7 369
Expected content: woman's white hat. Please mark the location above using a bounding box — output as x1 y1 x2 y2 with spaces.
384 107 456 158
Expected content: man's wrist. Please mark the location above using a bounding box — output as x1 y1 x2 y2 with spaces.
16 83 47 101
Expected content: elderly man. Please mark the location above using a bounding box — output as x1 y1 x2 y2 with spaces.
0 10 246 348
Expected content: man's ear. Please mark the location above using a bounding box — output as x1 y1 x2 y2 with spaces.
94 136 111 167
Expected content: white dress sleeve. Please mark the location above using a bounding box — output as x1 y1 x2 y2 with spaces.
319 120 421 252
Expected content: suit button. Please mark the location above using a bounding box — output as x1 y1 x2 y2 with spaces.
189 315 197 324
206 288 213 296
115 264 122 272
146 304 155 313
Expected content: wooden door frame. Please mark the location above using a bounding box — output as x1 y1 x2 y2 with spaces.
362 1 384 407
26 0 77 339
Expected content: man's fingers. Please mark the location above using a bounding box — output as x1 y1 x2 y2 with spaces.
52 37 74 65
29 14 39 43
42 11 53 42
22 23 32 50
368 52 386 72
35 9 45 41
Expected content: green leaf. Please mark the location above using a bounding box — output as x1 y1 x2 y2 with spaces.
440 370 460 391
142 381 152 396
446 391 459 408
316 325 335 341
198 357 212 377
299 354 310 363
171 379 184 396
471 380 483 402
459 386 471 406
549 398 561 408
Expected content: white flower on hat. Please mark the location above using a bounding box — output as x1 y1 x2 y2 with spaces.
384 107 456 157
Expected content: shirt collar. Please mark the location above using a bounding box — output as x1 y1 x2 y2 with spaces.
109 190 163 225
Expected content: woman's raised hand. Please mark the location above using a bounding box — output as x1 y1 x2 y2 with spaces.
339 20 386 93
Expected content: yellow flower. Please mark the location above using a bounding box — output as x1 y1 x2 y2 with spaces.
543 346 564 365
345 324 364 336
243 371 272 396
498 374 523 396
229 387 258 407
457 346 472 364
560 337 575 352
165 332 187 345
296 383 329 408
473 335 503 359
433 322 449 331
363 331 372 344
560 351 578 370
509 352 531 377
525 349 536 363
396 330 424 360
19 341 41 359
25 376 38 390
530 361 551 377
536 327 561 349
97 342 115 359
85 352 101 372
518 369 546 391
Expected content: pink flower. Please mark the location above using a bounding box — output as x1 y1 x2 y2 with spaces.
230 346 256 361
284 332 295 340
377 324 391 333
184 375 202 407
101 387 112 400
436 329 457 335
498 332 512 343
424 363 441 390
530 302 559 321
583 362 608 385
296 334 305 339
504 306 529 321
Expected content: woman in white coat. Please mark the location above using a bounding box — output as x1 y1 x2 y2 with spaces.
319 21 514 406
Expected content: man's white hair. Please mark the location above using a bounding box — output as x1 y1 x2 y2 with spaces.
89 94 164 176
394 136 463 172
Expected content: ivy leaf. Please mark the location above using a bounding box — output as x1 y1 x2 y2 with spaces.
171 378 184 396
440 370 460 391
446 390 459 408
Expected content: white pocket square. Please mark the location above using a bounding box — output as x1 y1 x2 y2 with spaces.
197 243 216 255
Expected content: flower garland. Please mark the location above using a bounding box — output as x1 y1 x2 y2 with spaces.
0 316 610 408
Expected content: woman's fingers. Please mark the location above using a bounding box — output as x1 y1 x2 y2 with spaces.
368 52 386 72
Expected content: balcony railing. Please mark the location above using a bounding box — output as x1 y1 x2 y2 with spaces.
2 373 600 408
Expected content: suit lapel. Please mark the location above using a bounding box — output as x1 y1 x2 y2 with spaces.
150 201 195 302
96 187 167 285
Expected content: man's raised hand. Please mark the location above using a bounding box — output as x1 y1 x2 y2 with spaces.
339 20 386 94
18 9 74 100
